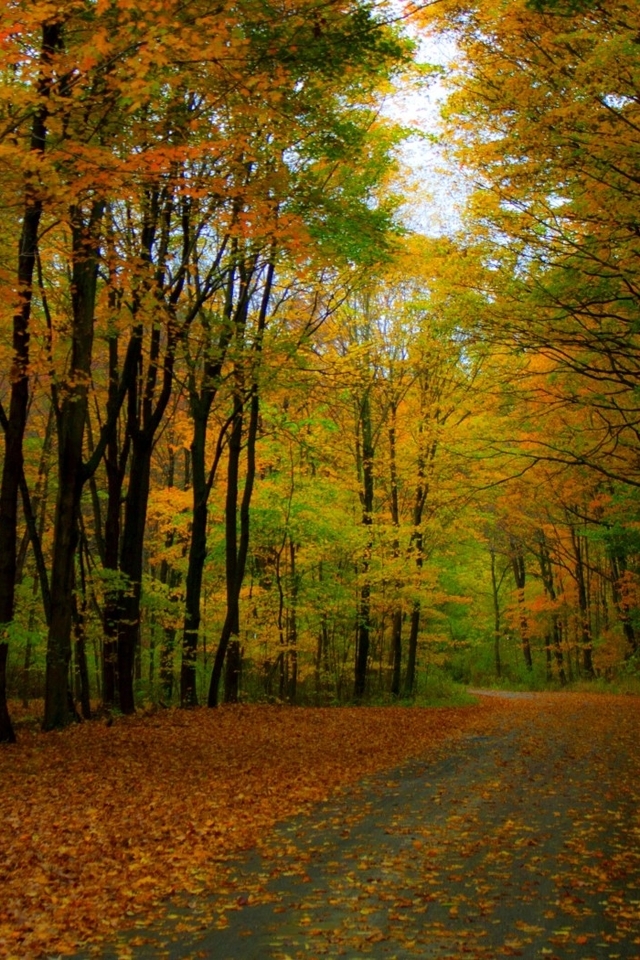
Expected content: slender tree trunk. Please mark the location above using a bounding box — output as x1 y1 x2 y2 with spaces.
180 411 228 706
117 435 153 714
610 552 637 657
286 537 298 703
536 533 566 685
209 394 242 708
115 304 178 713
404 430 434 697
405 600 420 696
571 528 595 677
72 553 91 720
44 202 104 730
180 277 234 706
490 547 502 679
354 390 374 701
208 257 273 708
388 405 402 697
510 538 532 671
0 20 61 743
181 416 208 707
224 639 242 703
101 333 129 706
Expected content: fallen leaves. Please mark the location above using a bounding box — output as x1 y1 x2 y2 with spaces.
0 699 506 958
3 692 640 960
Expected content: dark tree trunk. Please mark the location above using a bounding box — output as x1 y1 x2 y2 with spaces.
354 389 374 701
44 202 104 731
181 433 207 706
537 533 566 685
571 528 595 677
610 551 638 657
490 547 502 679
101 332 130 707
208 257 273 708
0 20 61 743
208 396 244 707
388 405 402 698
224 638 242 703
0 645 15 744
180 270 235 706
510 538 533 671
117 435 153 714
72 562 91 720
405 600 420 697
114 299 179 713
404 428 434 697
209 375 261 707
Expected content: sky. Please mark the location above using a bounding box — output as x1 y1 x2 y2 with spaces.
383 30 467 237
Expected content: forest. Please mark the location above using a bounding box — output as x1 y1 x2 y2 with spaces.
0 0 638 742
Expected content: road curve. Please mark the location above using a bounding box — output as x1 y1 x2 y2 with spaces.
82 693 640 960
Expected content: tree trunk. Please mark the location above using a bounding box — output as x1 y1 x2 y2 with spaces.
404 429 434 697
101 334 130 707
510 538 532 671
180 412 228 706
180 278 234 706
44 202 104 731
490 547 502 679
388 405 402 698
610 551 638 657
405 601 420 697
0 20 61 743
208 257 273 708
224 638 242 703
536 532 566 685
354 389 374 701
180 419 208 707
117 435 153 714
209 392 247 707
571 528 595 677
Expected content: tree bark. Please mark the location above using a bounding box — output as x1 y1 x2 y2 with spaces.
354 389 374 701
208 394 244 707
510 537 533 671
44 201 104 731
0 19 61 743
571 527 595 678
536 532 566 685
180 302 234 706
208 257 273 708
388 405 402 698
490 547 502 679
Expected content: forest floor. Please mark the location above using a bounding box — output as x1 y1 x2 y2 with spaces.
2 692 640 959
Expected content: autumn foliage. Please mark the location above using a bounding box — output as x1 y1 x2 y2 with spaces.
0 0 638 749
0 699 506 957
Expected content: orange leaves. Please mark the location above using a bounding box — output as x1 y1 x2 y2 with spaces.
0 701 503 958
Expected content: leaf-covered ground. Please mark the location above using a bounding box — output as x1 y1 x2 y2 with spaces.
195 691 638 960
1 700 508 959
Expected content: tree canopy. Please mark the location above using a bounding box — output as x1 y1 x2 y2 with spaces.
0 0 639 743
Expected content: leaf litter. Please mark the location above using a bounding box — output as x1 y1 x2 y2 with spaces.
3 694 640 960
0 699 507 958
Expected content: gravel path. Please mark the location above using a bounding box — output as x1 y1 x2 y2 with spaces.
82 693 640 960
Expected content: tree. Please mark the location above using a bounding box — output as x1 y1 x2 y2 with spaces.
0 14 62 742
424 0 640 489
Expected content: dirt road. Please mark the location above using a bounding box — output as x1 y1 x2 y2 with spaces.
84 692 640 960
